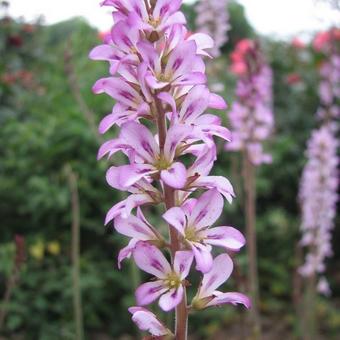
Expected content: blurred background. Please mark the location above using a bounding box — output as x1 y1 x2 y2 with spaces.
0 0 339 339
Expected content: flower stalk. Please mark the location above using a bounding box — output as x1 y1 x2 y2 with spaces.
90 1 250 338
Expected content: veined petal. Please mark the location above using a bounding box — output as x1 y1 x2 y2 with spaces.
207 292 251 309
153 0 182 19
135 281 167 306
111 21 139 53
97 139 127 160
133 242 171 278
188 189 223 230
161 162 187 189
200 254 233 298
114 215 156 240
120 121 159 163
188 146 216 177
174 251 193 279
157 92 177 114
179 85 209 123
129 307 172 337
98 104 130 133
199 125 232 142
165 40 197 79
92 77 141 108
123 193 153 218
162 207 186 235
105 200 127 225
194 176 235 203
172 72 207 86
164 124 190 161
113 164 156 189
192 243 213 273
159 286 184 312
205 227 246 251
118 238 138 269
159 11 186 31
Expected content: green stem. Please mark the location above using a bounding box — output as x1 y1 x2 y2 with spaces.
66 165 85 340
243 153 261 339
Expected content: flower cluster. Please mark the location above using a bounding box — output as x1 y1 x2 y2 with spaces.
298 125 339 295
90 0 250 337
195 0 230 58
313 28 340 120
225 39 274 165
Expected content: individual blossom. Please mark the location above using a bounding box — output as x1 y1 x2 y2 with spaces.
163 189 245 273
133 241 193 312
298 125 339 292
192 254 251 309
226 39 274 165
195 0 230 58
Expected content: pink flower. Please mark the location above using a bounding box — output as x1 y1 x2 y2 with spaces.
163 189 245 273
226 40 274 166
192 254 251 309
104 121 190 190
133 242 193 311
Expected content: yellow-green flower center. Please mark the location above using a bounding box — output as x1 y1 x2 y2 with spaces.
164 273 181 289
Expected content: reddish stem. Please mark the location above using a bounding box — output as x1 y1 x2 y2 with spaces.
155 96 188 340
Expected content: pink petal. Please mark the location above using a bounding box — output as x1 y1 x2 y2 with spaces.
188 189 224 230
135 281 167 306
129 307 171 337
105 200 127 225
123 193 153 218
89 44 117 61
192 243 213 273
209 93 228 110
188 33 214 55
118 238 138 269
174 251 193 279
172 72 207 86
92 77 141 108
200 125 231 142
114 215 156 240
153 0 182 18
207 292 251 309
106 164 156 190
97 139 127 160
200 254 233 297
159 11 186 31
164 124 190 161
205 226 246 251
165 41 197 79
120 121 159 163
189 146 216 177
161 162 187 189
159 286 184 312
162 207 186 235
111 21 139 53
157 92 177 114
179 85 209 124
194 176 235 203
133 242 171 278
